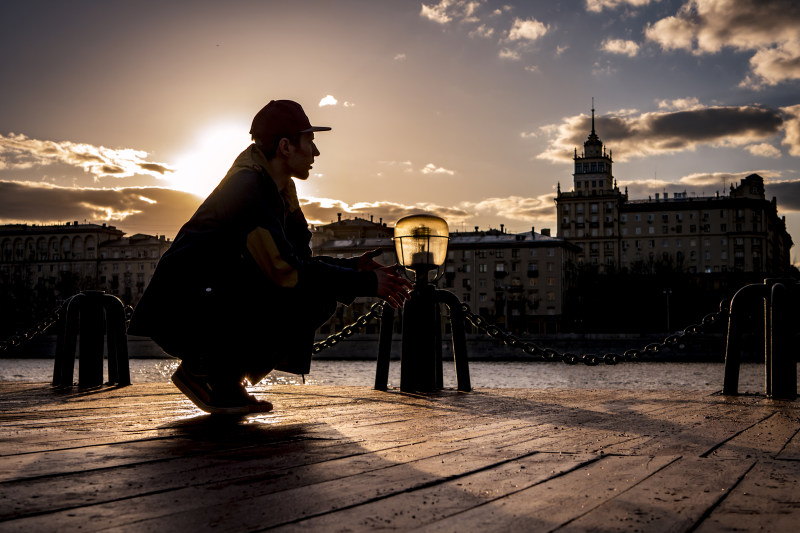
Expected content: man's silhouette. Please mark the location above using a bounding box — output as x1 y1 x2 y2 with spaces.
129 100 412 414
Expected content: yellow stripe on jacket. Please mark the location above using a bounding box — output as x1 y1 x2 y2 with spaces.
246 227 299 288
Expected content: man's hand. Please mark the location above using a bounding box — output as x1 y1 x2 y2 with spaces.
356 248 385 271
375 266 414 308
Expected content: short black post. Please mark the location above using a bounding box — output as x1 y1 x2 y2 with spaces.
105 294 130 386
374 304 395 391
723 283 767 395
79 291 106 387
436 290 471 392
769 283 797 400
52 291 131 388
52 295 80 387
400 284 439 393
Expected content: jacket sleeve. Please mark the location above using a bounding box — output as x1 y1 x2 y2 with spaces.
219 171 377 302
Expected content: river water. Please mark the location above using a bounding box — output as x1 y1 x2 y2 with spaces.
0 358 788 393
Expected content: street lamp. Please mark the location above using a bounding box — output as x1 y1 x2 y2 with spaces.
663 288 672 332
374 214 471 393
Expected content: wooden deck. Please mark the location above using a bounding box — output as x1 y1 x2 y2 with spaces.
1 381 799 532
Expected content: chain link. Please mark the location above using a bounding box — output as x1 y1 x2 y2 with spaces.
460 298 729 365
0 292 730 366
0 304 63 354
312 301 385 354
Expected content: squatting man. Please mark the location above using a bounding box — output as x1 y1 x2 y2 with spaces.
129 100 413 415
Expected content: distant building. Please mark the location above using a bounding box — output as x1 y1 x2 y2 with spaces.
556 109 793 275
0 222 171 305
311 217 577 334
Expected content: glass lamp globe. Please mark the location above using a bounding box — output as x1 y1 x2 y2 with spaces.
394 214 449 281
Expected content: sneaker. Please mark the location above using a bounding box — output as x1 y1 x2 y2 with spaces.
243 392 274 414
171 364 250 415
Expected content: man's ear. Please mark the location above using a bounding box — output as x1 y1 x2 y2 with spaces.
277 137 292 157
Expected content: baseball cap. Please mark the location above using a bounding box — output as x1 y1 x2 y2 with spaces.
249 100 331 144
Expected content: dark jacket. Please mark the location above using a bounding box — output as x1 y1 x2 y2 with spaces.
128 144 376 371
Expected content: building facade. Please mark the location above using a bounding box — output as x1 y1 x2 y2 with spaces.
556 110 793 275
311 217 577 334
0 222 171 305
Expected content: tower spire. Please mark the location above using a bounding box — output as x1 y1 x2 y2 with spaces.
591 97 595 135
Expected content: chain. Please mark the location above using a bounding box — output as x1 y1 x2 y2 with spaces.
312 301 385 354
0 304 63 354
460 298 729 365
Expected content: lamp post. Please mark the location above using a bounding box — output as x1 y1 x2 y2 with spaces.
374 214 471 393
663 288 672 332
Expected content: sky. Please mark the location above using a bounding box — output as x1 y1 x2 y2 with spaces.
2 0 800 257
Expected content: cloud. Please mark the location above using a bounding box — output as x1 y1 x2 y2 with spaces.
421 163 455 175
746 143 782 158
393 53 407 61
645 0 800 89
524 65 539 73
763 178 800 212
507 17 549 42
0 181 201 237
782 104 800 157
466 194 557 222
420 0 453 24
469 24 494 39
537 105 788 162
0 133 174 180
319 95 338 107
614 170 800 214
499 48 521 61
657 97 702 110
601 38 640 57
586 0 655 12
300 196 472 227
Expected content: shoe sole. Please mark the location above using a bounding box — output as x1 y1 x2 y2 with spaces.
171 371 250 416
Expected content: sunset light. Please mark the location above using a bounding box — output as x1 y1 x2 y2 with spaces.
166 120 252 199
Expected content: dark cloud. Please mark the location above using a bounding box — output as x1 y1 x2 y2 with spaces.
538 105 788 162
301 199 471 227
139 162 173 174
765 179 800 212
0 181 201 238
646 0 800 88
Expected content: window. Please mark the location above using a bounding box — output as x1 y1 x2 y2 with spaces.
635 227 642 235
479 264 488 273
648 227 655 234
496 250 504 258
621 214 627 223
591 203 599 213
662 226 669 233
495 263 505 272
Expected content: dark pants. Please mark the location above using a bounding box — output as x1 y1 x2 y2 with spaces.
151 290 337 383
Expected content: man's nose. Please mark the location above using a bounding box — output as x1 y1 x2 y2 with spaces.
312 143 320 157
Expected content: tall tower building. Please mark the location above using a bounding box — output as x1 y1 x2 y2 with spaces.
556 105 626 268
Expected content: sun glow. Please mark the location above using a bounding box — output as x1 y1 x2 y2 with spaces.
166 120 252 198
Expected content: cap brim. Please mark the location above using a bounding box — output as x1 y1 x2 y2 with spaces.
300 126 332 133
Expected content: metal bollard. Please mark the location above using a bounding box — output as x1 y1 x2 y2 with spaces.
723 279 797 399
375 285 471 393
52 291 130 388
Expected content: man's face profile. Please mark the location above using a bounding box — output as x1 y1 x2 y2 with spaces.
287 133 319 180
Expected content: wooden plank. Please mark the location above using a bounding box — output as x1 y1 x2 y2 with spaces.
416 455 678 532
270 452 600 531
695 459 800 533
556 456 755 533
707 411 800 459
